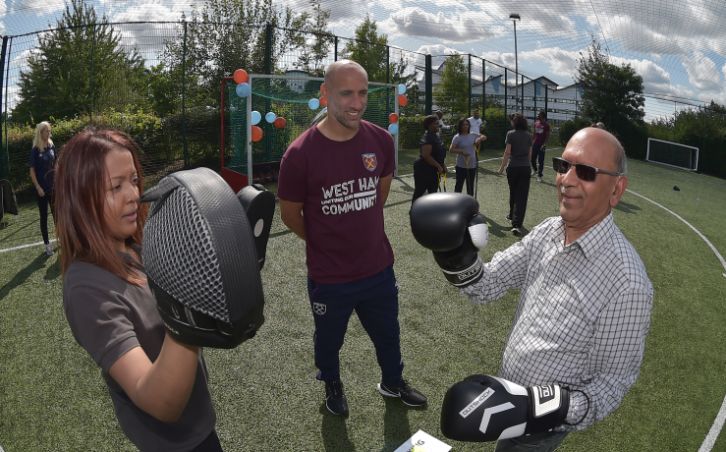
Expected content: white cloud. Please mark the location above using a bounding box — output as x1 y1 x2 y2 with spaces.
682 51 722 92
8 0 65 14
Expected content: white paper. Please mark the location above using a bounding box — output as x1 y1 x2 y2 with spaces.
393 429 452 452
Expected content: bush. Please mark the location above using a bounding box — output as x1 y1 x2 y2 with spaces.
558 117 591 145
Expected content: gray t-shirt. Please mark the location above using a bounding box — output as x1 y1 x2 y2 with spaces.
505 129 532 168
63 260 216 451
451 133 479 169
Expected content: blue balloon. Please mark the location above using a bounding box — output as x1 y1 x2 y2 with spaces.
265 112 277 123
308 98 320 110
387 123 399 135
397 83 407 95
251 110 261 125
236 82 251 97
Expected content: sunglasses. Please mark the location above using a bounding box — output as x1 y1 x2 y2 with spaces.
552 157 623 182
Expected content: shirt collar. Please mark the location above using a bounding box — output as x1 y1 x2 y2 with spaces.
550 212 615 259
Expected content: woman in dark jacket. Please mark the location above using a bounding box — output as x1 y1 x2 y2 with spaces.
498 113 532 236
412 115 446 205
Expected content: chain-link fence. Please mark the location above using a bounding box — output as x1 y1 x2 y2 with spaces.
6 20 692 193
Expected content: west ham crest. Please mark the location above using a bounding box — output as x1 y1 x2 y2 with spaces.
312 302 327 316
361 153 377 172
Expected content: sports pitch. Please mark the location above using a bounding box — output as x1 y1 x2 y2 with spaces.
1 147 725 451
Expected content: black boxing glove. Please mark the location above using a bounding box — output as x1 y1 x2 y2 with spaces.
410 193 488 287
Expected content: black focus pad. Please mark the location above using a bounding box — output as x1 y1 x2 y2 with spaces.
236 184 276 269
142 167 265 349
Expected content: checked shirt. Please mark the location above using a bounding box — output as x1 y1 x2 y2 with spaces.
462 213 653 430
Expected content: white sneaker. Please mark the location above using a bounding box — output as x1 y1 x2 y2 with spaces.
537 176 542 183
45 243 53 256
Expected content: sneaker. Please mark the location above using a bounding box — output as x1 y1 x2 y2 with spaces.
324 379 349 416
530 168 536 176
377 379 427 407
536 176 542 183
45 243 53 256
511 227 522 236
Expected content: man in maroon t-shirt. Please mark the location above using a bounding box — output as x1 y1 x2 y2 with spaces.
531 110 551 182
277 60 427 417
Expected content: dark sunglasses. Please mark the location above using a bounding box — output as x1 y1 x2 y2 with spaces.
552 157 623 182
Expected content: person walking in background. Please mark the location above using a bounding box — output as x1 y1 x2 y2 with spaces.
450 118 485 196
467 110 483 137
277 60 427 417
498 113 532 236
412 115 447 204
28 121 56 256
530 111 551 182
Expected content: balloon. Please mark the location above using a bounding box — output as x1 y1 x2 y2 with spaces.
387 123 399 135
236 82 251 97
397 83 406 95
388 113 399 123
308 98 320 110
251 110 261 125
265 112 277 123
273 117 287 129
397 94 408 107
251 125 264 142
233 68 248 84
320 96 328 107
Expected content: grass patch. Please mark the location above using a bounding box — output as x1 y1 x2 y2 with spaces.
1 150 724 451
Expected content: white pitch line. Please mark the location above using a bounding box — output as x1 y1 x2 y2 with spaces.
699 394 726 452
0 239 56 254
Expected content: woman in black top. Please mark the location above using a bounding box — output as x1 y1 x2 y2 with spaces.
412 115 446 205
28 121 56 256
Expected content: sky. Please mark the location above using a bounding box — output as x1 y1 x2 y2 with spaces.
2 0 726 120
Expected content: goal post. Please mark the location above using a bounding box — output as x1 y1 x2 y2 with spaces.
646 137 699 171
220 72 400 191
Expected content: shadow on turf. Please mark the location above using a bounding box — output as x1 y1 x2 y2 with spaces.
615 199 641 214
318 396 423 452
0 251 50 301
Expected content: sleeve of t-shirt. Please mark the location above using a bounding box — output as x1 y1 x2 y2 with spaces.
277 142 308 203
505 131 513 146
64 276 140 373
381 129 395 177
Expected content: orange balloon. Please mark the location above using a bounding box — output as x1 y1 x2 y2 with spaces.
233 68 248 84
251 125 263 142
398 94 408 107
273 117 287 129
320 96 328 107
389 113 399 123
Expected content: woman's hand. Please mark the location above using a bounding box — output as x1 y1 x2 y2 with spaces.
36 186 45 197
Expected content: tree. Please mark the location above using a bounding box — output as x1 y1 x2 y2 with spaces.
296 0 333 76
163 0 331 105
343 16 389 83
434 54 469 116
13 0 146 124
576 39 645 129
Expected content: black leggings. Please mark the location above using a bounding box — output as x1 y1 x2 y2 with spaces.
506 166 531 228
454 166 476 196
412 166 439 205
37 193 55 245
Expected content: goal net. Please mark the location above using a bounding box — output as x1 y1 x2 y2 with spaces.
646 138 699 171
220 73 399 190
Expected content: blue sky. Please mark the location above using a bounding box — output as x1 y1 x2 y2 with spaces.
2 0 726 120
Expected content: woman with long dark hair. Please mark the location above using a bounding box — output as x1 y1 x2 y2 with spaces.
412 114 446 205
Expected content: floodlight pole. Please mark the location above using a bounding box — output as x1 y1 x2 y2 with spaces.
509 13 520 113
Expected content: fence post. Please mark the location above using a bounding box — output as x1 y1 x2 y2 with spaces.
0 36 7 178
264 23 273 74
467 54 472 116
182 20 189 168
481 59 486 115
334 36 338 61
425 54 432 115
504 68 508 118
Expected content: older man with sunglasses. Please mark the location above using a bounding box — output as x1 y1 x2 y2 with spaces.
410 127 653 451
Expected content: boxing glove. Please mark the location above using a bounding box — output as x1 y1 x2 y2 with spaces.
410 193 488 287
441 374 569 442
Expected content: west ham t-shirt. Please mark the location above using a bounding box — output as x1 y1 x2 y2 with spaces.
278 120 395 284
